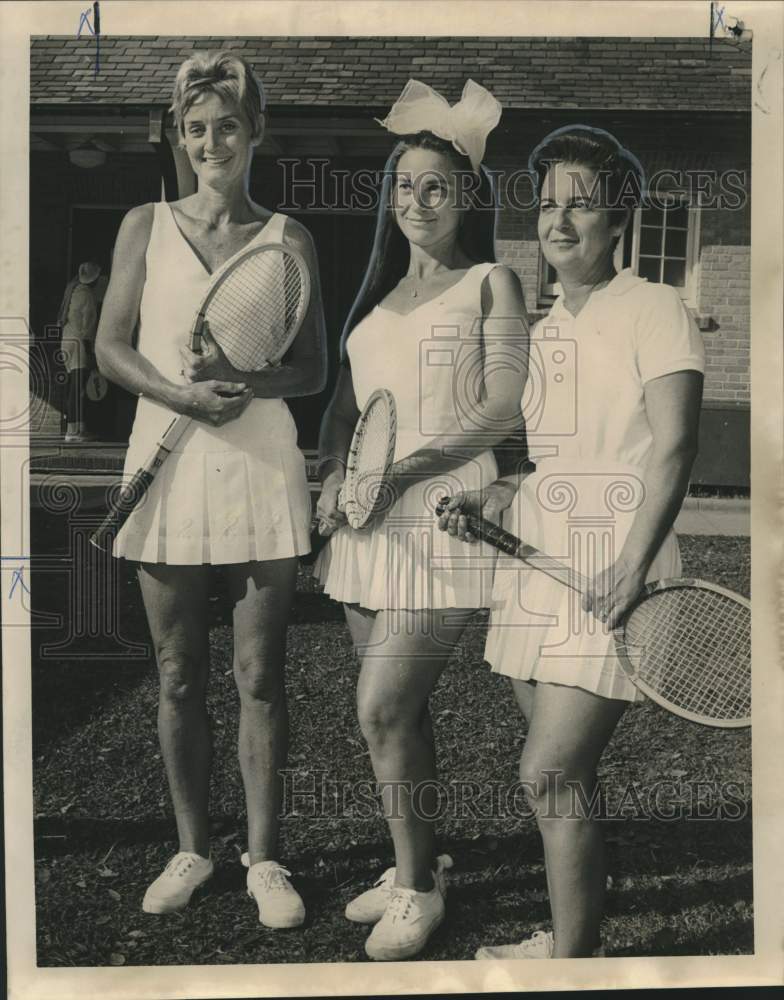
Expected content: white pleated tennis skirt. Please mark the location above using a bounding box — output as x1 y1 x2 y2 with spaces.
314 451 499 611
113 398 311 565
484 462 682 702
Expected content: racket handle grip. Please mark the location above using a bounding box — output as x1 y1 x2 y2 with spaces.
435 496 519 556
89 469 154 551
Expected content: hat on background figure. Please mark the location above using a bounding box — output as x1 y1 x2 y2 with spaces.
78 261 101 284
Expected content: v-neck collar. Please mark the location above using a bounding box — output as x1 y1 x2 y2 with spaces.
375 264 483 318
165 203 278 277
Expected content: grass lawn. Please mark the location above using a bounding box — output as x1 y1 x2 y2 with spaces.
31 528 752 966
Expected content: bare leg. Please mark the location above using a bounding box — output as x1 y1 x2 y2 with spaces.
138 563 212 858
519 683 627 957
225 557 298 864
510 677 536 724
343 602 377 658
357 609 473 891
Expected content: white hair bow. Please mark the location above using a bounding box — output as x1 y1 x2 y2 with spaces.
376 79 502 173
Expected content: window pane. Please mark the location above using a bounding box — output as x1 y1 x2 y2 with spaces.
641 204 664 228
545 259 557 284
640 226 663 255
667 203 689 229
638 256 661 282
664 227 688 257
663 258 686 286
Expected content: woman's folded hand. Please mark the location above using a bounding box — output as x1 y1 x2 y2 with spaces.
315 471 348 536
437 481 518 543
175 380 253 426
582 556 649 630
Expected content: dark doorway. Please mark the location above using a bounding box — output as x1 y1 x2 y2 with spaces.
69 205 128 277
69 205 137 442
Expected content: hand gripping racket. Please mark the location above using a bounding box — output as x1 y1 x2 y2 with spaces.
436 498 751 728
339 388 398 529
307 388 398 557
91 242 311 550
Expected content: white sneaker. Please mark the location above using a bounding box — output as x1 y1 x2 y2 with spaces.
364 884 445 961
346 854 453 924
246 860 305 929
475 929 605 959
142 852 213 914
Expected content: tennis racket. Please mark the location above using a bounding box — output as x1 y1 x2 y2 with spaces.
339 388 398 529
90 242 311 550
435 498 751 728
306 388 398 557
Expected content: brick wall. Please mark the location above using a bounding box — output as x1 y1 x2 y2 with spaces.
497 239 541 315
697 245 750 404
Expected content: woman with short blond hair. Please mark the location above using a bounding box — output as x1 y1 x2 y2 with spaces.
96 50 326 928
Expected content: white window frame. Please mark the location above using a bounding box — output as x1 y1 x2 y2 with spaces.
630 199 701 306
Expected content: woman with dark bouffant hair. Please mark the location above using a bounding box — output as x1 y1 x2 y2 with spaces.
314 80 529 961
443 125 705 960
95 50 326 928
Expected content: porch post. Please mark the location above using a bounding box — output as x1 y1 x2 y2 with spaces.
148 107 196 201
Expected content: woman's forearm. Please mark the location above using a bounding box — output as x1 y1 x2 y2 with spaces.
235 355 326 399
619 444 698 573
96 339 186 412
389 425 518 489
317 411 355 483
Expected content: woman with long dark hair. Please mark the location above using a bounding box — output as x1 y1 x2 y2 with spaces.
441 125 705 958
314 80 529 961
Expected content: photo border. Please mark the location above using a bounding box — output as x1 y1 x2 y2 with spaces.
3 1 782 996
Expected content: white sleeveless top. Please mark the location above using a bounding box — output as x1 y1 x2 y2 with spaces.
126 204 298 461
314 262 500 610
115 203 311 565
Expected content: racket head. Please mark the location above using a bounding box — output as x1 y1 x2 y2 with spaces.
192 242 311 369
342 388 397 529
615 577 751 728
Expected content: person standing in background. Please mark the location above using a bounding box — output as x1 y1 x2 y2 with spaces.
60 260 101 442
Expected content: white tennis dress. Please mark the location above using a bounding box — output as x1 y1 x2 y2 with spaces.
113 203 311 565
485 270 705 701
314 263 502 610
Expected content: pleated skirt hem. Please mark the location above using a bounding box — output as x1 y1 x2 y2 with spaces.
112 446 311 566
313 454 499 611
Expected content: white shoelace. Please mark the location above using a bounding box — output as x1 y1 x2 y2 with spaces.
164 854 198 879
521 931 554 956
385 887 420 924
250 863 293 893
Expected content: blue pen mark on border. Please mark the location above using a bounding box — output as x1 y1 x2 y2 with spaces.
76 2 101 77
9 566 31 601
2 556 31 602
711 3 727 34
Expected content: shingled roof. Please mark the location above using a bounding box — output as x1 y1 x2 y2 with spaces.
31 36 751 112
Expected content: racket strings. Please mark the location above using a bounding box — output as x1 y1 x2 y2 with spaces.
622 588 750 720
346 397 395 526
205 252 306 370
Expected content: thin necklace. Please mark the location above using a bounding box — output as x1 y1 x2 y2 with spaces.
401 265 458 299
